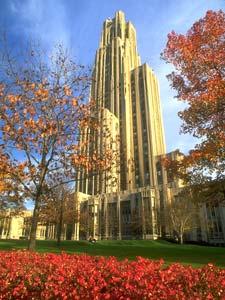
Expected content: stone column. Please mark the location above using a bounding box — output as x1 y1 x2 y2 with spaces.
141 195 146 239
93 201 96 240
117 195 121 240
98 197 102 240
72 222 80 240
87 203 91 239
52 224 56 239
104 196 109 239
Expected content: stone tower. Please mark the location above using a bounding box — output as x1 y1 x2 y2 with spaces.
76 11 166 195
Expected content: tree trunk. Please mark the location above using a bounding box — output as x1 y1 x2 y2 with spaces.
57 201 63 246
28 200 40 250
179 233 184 244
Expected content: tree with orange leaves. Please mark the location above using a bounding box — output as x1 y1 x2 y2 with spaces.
0 42 115 250
162 10 225 203
0 151 24 213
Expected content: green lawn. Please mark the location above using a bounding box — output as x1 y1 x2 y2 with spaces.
0 239 224 268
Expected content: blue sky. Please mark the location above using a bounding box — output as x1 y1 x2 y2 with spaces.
0 0 224 153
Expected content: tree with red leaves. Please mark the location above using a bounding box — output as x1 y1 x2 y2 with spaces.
162 10 225 202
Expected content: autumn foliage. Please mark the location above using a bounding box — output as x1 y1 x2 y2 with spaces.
0 43 117 249
0 151 24 213
162 10 225 193
0 251 224 299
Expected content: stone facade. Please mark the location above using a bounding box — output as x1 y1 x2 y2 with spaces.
77 11 166 195
73 188 159 241
0 210 64 241
74 11 177 241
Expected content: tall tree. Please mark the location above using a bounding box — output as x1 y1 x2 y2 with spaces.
162 10 225 201
0 41 114 250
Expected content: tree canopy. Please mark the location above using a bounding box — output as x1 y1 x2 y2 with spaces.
162 10 225 202
0 42 115 249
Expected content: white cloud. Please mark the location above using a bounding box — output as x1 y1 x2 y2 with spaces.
9 0 71 50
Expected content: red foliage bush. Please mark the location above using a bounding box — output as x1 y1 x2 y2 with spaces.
0 251 225 299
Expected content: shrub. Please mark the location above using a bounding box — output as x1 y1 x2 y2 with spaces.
0 251 224 299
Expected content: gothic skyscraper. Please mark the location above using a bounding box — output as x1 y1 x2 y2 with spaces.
74 11 172 241
77 11 166 195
